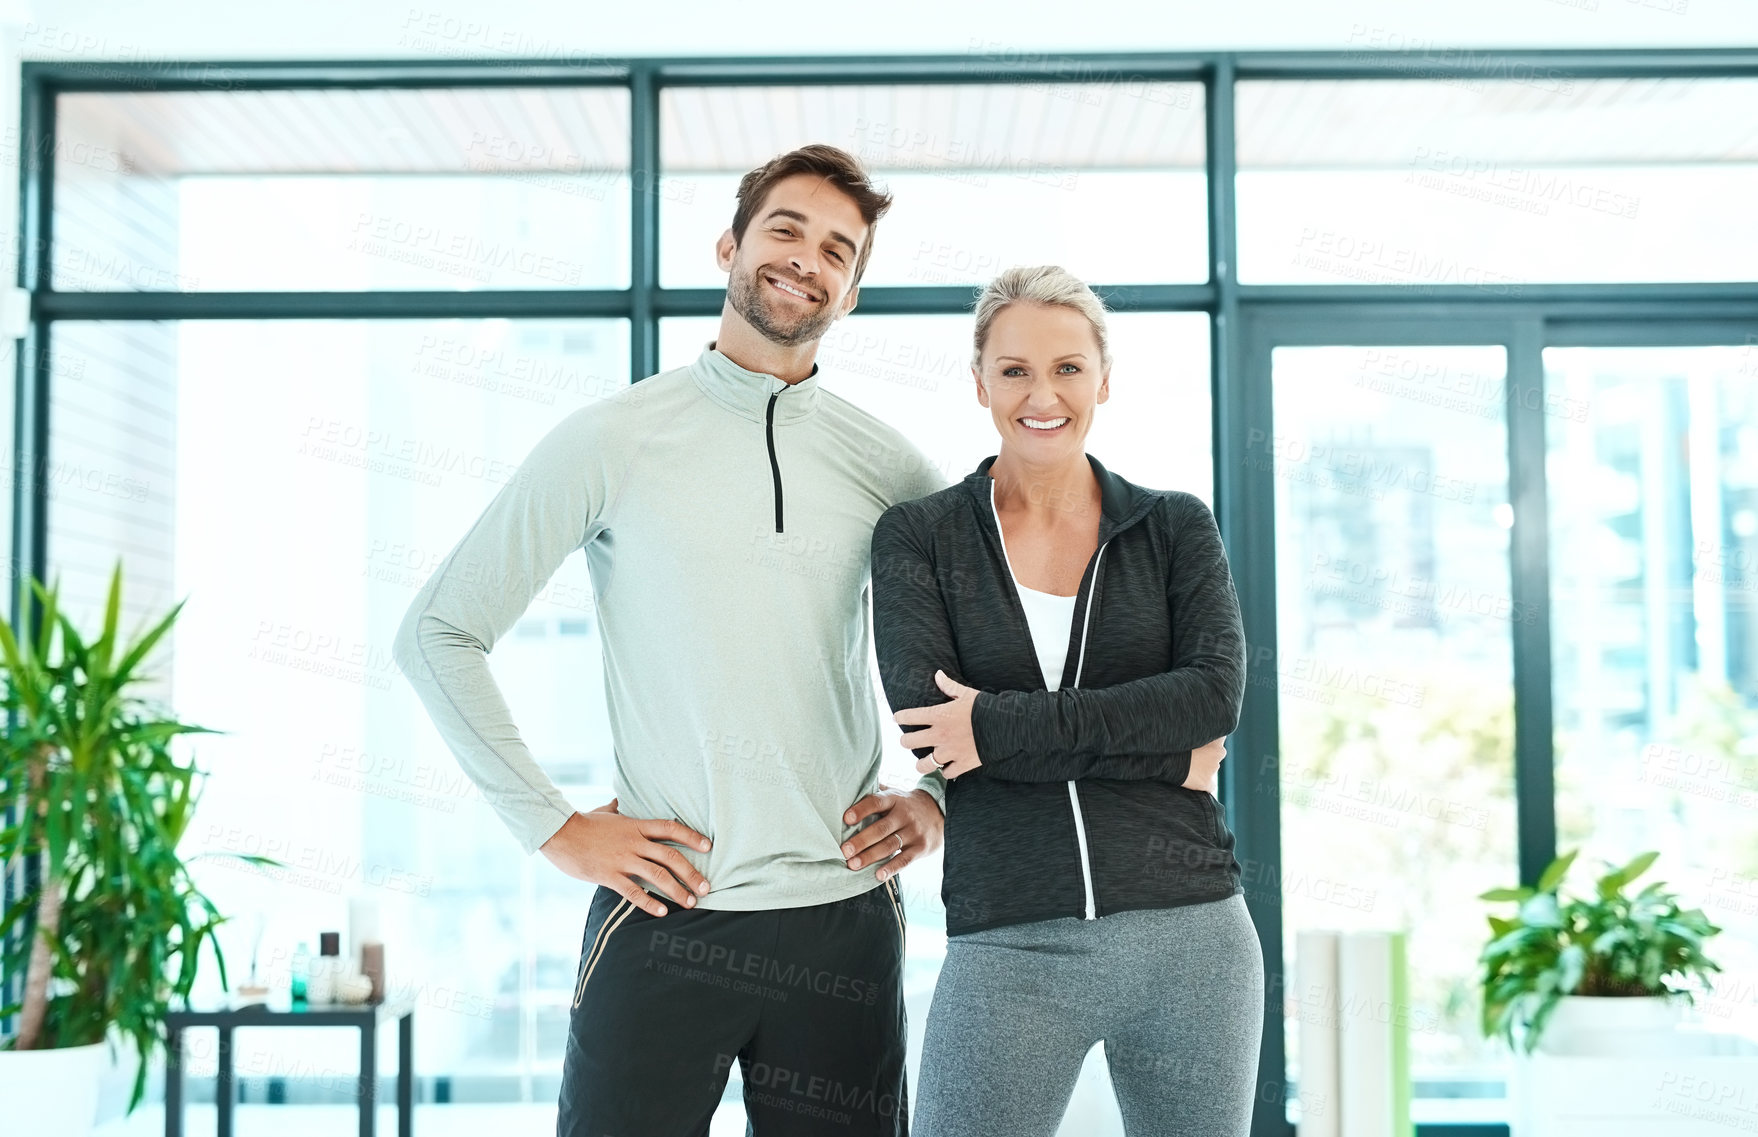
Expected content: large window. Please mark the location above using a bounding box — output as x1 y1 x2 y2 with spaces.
1270 345 1519 1122
14 52 1758 1137
51 318 628 1098
1547 346 1758 1043
54 88 633 292
1236 78 1758 286
658 82 1208 288
660 312 1213 499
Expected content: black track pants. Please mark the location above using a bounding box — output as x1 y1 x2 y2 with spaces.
557 878 910 1137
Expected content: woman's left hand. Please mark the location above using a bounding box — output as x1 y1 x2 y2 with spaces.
896 670 983 779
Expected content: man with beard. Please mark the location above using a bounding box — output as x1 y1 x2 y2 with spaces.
393 144 948 1136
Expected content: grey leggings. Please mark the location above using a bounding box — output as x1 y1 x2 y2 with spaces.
914 895 1264 1137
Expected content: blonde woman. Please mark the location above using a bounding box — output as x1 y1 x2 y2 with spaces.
871 266 1262 1135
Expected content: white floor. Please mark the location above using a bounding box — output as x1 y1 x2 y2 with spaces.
94 1100 754 1136
94 1063 1127 1135
94 1044 1126 1135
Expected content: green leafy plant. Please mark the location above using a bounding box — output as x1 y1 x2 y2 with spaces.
1478 848 1722 1054
0 564 244 1108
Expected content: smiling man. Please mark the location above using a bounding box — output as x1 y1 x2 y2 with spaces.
392 145 948 1136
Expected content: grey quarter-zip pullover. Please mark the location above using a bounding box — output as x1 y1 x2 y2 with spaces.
393 343 949 910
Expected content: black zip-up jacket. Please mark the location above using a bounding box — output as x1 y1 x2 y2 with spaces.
871 453 1247 936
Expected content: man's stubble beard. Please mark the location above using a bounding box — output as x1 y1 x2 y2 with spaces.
727 261 840 347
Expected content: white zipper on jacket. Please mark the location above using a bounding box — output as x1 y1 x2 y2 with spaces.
1068 543 1107 920
989 479 1108 922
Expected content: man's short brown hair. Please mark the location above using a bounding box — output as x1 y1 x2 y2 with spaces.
730 145 894 287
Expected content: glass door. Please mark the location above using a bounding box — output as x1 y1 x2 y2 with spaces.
1247 330 1525 1130
1545 345 1758 1043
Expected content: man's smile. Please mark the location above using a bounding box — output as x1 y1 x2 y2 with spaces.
766 274 819 303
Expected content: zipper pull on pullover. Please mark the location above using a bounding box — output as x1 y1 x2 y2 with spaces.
766 391 784 533
688 343 823 537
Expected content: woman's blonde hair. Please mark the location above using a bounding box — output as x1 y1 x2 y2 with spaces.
971 265 1113 374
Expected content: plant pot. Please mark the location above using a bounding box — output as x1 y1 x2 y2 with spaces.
1535 994 1688 1057
0 1041 108 1137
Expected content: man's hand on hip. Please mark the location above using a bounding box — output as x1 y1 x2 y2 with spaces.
539 798 713 917
841 787 944 884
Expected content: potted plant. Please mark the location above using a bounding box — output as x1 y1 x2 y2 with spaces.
1479 848 1747 1136
1479 848 1722 1056
0 565 237 1135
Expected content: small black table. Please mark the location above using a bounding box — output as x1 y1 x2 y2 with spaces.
164 995 414 1137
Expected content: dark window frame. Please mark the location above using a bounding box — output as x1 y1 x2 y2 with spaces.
11 50 1758 1137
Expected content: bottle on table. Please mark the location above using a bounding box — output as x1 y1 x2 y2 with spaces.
290 941 311 1004
309 931 341 1004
